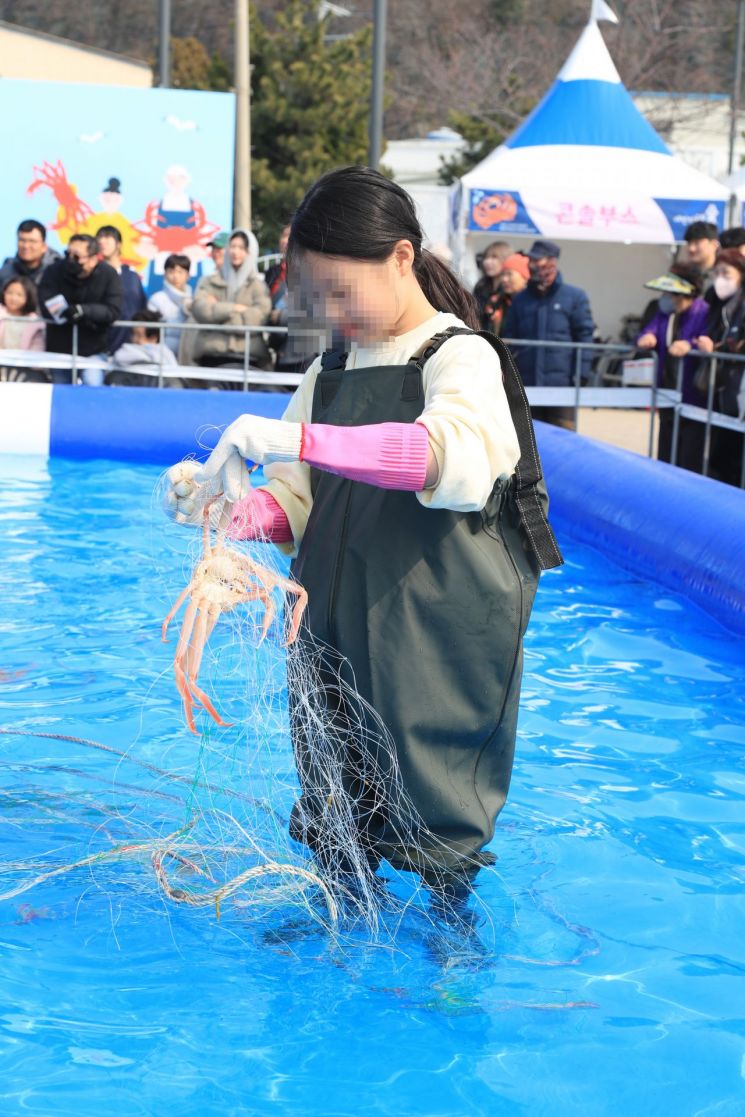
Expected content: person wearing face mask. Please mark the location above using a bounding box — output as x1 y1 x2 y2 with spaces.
692 248 745 486
38 233 122 370
191 229 272 372
502 240 594 429
636 264 709 471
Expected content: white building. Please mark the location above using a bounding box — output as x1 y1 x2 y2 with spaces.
383 127 466 248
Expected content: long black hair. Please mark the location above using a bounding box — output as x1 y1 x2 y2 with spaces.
288 166 479 330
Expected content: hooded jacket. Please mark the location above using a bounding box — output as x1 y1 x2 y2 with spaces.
191 229 271 365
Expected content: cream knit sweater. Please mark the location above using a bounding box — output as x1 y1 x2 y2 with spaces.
263 312 520 555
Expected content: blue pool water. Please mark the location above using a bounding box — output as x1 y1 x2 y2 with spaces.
0 456 744 1117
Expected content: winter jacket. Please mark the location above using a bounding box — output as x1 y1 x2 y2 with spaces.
0 307 45 351
637 297 710 405
191 270 271 366
112 341 178 368
107 265 148 354
0 246 61 290
502 273 595 386
148 282 193 357
38 258 123 357
699 292 745 416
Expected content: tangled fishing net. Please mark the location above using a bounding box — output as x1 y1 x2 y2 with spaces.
0 462 491 947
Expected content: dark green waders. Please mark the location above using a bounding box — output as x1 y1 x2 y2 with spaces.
288 328 563 883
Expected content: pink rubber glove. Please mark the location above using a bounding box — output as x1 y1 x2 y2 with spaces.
300 421 430 490
228 487 293 543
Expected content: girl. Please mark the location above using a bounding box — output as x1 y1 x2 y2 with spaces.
473 241 512 334
167 167 562 904
0 276 45 351
191 230 272 370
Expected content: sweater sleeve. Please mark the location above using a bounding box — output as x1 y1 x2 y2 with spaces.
260 357 322 555
416 333 520 512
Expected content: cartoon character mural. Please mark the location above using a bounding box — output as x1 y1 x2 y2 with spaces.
135 165 219 293
27 159 220 291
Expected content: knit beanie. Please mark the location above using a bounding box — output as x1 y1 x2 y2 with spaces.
501 253 530 280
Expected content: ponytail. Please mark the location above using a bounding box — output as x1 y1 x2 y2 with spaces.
289 166 479 329
414 249 480 331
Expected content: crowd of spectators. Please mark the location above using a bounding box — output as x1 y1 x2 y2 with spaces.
474 221 745 482
0 215 743 485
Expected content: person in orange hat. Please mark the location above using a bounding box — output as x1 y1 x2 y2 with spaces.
480 252 530 335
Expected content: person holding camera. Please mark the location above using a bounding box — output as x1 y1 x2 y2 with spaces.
38 233 122 376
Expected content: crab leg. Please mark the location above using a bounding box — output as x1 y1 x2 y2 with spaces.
237 573 275 643
162 581 194 642
173 599 200 733
185 604 232 729
284 586 309 645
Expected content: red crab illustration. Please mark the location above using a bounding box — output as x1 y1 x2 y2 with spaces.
134 200 219 257
27 160 94 232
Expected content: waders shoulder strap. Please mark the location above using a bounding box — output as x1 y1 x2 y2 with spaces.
408 327 564 571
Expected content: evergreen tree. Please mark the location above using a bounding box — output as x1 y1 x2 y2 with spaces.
249 0 372 245
169 37 231 92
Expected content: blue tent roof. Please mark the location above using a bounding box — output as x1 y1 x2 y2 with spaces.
505 21 670 155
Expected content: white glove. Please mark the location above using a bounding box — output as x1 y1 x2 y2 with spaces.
164 460 226 527
194 415 303 502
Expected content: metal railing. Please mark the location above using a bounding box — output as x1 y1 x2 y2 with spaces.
1 326 743 486
0 320 301 391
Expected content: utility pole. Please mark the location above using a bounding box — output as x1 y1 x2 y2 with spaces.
234 0 252 229
158 0 171 88
368 0 387 169
727 0 745 224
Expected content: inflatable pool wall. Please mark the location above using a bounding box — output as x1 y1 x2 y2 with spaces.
2 383 744 637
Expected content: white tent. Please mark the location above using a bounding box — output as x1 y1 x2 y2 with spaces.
453 9 730 336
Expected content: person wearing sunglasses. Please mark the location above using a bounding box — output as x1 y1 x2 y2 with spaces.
38 233 122 380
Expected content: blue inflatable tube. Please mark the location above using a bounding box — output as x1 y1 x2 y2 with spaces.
535 422 745 637
49 384 287 463
1 384 744 636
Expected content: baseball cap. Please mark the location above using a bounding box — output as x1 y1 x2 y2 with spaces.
207 232 229 249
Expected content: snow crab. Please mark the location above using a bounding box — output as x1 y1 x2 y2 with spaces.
162 498 308 734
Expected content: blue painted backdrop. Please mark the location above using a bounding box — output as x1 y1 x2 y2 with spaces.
0 80 235 291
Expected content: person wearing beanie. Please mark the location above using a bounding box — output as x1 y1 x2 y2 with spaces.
478 253 530 336
636 263 709 472
692 248 745 486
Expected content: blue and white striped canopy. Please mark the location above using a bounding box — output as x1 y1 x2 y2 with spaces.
459 21 728 244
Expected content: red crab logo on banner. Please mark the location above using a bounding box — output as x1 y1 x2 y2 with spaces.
471 193 519 230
